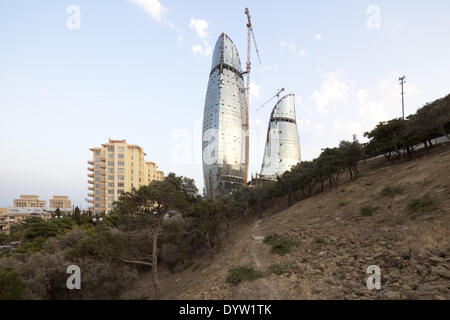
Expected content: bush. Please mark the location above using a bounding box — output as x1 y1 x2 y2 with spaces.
264 234 299 256
407 195 439 213
381 185 404 197
314 237 327 245
0 267 26 300
360 206 380 216
267 263 291 276
338 201 346 207
226 265 263 285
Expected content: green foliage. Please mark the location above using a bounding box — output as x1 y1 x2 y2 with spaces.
407 195 439 213
226 265 263 285
381 185 404 197
0 267 26 300
15 237 47 254
65 228 128 262
338 201 346 207
360 206 380 216
264 234 299 256
314 237 327 245
266 263 291 276
0 234 10 245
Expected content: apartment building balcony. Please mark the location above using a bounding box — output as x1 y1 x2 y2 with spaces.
88 173 94 178
99 185 105 189
87 193 94 198
100 163 106 169
0 221 8 226
85 199 93 204
88 166 94 172
99 157 106 162
88 161 94 165
88 187 94 191
88 180 94 184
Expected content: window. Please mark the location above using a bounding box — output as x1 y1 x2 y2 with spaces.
108 161 114 166
118 182 124 187
108 196 114 201
108 182 114 187
117 189 124 194
108 189 114 195
108 168 114 174
118 161 125 166
118 168 124 173
108 175 114 181
118 154 124 159
108 147 114 152
118 146 125 152
108 153 114 159
118 175 124 180
95 150 100 155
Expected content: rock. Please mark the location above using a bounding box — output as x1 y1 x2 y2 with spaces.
252 236 265 241
385 291 401 300
431 266 450 279
429 256 445 265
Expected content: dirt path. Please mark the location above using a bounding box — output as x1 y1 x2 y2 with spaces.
232 220 284 300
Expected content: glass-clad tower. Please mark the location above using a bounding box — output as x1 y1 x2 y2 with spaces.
202 33 247 199
260 94 301 178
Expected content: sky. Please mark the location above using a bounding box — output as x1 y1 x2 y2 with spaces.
1 0 449 208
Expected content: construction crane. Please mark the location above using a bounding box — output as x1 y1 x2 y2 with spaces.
244 7 261 185
256 88 286 111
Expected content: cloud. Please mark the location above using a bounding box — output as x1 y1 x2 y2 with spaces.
311 72 353 115
297 49 306 57
191 39 212 57
190 18 212 57
315 34 323 40
250 82 261 99
130 0 168 22
190 18 209 38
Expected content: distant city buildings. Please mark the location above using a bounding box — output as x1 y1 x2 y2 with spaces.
14 195 46 208
202 33 248 199
1 194 73 228
0 208 9 235
88 139 164 214
260 94 301 178
49 195 71 210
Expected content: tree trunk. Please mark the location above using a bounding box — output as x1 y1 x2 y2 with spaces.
349 168 353 180
152 219 161 300
257 198 262 219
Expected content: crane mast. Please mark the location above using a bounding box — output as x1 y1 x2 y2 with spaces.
244 8 261 186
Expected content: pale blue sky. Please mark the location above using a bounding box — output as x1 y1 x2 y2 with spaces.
1 0 449 208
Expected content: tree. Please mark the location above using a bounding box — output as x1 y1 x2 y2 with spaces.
114 173 197 300
339 138 364 180
185 197 222 259
0 267 26 300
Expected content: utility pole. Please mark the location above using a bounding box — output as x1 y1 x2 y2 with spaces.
399 76 406 120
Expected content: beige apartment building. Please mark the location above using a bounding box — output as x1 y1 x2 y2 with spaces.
88 139 164 214
49 195 71 209
14 195 46 208
0 208 9 235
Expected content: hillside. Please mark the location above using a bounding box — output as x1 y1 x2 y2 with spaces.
123 145 450 300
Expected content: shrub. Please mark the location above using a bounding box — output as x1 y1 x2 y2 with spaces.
226 265 263 285
264 234 299 256
407 195 439 213
267 263 291 276
314 237 327 245
0 267 26 300
360 206 380 216
381 185 404 197
338 201 346 207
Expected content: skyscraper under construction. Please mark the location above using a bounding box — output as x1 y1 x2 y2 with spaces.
202 33 247 199
260 94 301 178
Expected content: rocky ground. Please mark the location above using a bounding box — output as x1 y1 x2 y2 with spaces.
123 145 450 300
